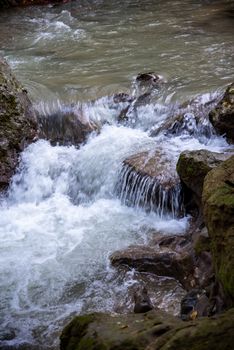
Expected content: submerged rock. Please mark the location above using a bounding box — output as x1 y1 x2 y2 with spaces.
116 150 182 216
135 72 165 96
209 82 234 143
150 92 219 139
38 109 99 146
202 155 234 305
60 308 234 350
176 150 230 216
0 57 38 191
117 73 166 123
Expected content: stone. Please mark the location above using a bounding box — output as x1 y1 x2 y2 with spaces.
209 82 234 143
0 0 67 8
176 149 230 216
117 150 182 216
38 109 99 146
202 155 234 305
0 57 38 191
117 73 165 123
60 308 234 350
133 286 153 314
150 92 219 138
135 72 165 94
110 243 194 290
180 289 209 321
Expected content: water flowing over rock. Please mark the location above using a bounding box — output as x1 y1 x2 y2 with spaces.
0 57 38 191
150 93 219 139
60 308 234 350
38 109 99 146
202 155 234 305
209 82 234 143
176 150 230 217
116 150 183 217
117 73 166 124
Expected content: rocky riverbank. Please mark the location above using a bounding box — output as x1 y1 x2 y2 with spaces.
59 81 234 349
0 57 233 349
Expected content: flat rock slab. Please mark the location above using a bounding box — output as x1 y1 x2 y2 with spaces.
110 243 194 290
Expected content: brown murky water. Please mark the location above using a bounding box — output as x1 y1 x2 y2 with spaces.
0 0 233 104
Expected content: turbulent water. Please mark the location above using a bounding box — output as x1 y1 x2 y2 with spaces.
0 0 234 349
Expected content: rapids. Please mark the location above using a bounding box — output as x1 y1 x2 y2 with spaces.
0 0 234 348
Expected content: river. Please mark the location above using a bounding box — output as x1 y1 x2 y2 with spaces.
0 0 233 349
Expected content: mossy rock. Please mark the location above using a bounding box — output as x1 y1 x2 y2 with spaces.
0 56 38 190
209 82 234 143
60 308 234 350
176 150 229 215
203 155 234 303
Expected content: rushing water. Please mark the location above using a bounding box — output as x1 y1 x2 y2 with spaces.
0 0 234 349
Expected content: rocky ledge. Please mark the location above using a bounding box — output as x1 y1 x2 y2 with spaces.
60 308 234 350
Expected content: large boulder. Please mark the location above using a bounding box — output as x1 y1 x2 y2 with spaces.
176 150 230 216
209 82 234 143
60 308 234 350
117 150 182 216
0 57 38 191
202 155 234 305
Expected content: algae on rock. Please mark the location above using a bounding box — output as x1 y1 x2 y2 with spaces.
60 308 234 350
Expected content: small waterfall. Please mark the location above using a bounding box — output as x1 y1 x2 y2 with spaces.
116 163 183 217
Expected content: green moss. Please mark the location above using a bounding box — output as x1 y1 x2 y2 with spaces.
209 185 234 208
74 337 107 350
194 236 211 255
60 314 96 350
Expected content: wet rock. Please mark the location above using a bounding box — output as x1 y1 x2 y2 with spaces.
135 72 165 95
202 155 234 305
0 57 38 191
117 73 165 123
117 150 182 216
209 82 234 143
133 286 153 313
117 92 152 123
180 289 209 321
113 92 134 104
60 308 234 350
38 109 99 146
176 150 230 217
150 92 219 138
110 244 194 290
1 0 68 8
